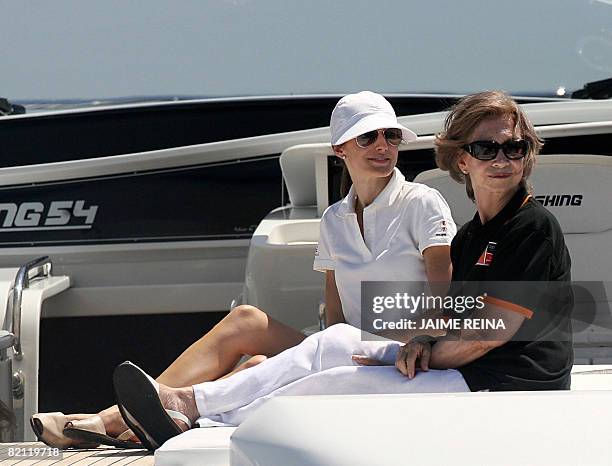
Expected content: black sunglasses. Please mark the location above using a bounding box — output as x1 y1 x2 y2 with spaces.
462 140 529 161
355 128 403 148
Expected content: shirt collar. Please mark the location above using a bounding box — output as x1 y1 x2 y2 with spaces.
337 168 405 216
469 184 529 233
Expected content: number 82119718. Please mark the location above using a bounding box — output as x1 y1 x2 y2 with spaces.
7 446 61 457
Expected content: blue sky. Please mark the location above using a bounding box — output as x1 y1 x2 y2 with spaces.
2 0 611 100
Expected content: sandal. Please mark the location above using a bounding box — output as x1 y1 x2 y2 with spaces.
113 361 191 451
63 417 142 449
30 412 141 449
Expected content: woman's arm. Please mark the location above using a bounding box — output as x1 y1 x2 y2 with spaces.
324 270 346 327
422 245 452 297
429 340 495 369
429 303 526 368
385 305 525 377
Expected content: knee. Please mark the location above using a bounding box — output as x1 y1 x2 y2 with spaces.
326 322 357 335
226 305 268 332
316 323 359 345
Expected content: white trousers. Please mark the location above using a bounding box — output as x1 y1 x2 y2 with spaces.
193 324 469 426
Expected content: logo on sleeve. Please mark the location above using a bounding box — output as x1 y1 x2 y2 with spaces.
434 219 450 237
476 242 497 266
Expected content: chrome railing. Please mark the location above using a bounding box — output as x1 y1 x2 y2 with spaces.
0 256 53 441
4 256 52 360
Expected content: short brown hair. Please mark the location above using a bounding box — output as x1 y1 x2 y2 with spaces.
434 91 543 201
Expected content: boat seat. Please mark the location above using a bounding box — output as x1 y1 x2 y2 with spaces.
154 426 236 466
414 154 612 362
279 143 331 207
230 388 612 466
152 364 612 465
571 364 612 389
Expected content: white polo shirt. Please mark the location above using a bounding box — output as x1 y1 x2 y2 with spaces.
313 168 456 328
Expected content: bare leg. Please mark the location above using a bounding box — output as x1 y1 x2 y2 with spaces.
100 305 304 436
156 305 305 386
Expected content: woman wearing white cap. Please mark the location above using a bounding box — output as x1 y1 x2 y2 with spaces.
32 91 464 450
320 91 455 330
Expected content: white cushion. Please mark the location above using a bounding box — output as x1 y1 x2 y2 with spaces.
154 365 611 465
231 389 612 466
280 144 330 207
571 364 612 390
154 427 236 466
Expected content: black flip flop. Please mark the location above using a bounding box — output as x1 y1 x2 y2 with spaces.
63 425 143 449
113 361 187 451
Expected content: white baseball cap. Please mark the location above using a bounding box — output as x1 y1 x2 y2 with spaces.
330 91 417 146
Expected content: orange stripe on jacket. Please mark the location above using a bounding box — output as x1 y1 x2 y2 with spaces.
520 195 532 208
483 295 534 319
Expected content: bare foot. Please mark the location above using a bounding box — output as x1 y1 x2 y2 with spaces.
158 384 199 431
98 405 130 437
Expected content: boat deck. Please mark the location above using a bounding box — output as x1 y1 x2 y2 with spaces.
0 442 153 465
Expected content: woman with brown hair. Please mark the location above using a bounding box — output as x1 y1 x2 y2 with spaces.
430 90 572 392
